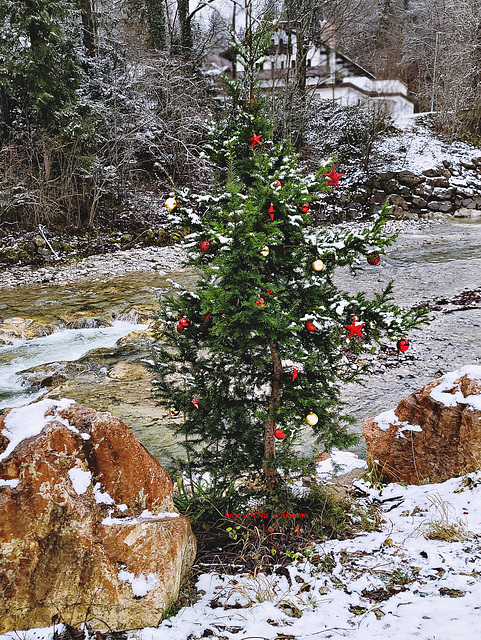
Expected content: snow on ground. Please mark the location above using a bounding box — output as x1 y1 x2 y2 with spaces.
135 472 481 640
2 466 480 640
128 474 479 640
316 449 367 479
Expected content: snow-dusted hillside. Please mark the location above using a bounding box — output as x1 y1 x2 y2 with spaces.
372 115 481 176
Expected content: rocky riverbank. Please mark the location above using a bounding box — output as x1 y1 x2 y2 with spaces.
0 218 436 290
0 244 187 289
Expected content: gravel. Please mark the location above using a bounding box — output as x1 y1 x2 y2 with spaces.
0 245 188 289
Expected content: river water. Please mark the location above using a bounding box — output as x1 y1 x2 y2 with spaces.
1 219 481 463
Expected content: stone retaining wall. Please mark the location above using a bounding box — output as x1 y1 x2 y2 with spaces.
323 155 481 221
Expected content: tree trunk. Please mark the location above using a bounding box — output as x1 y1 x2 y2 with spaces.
0 86 10 139
264 339 283 489
77 0 96 57
294 27 307 150
178 0 193 56
231 2 237 79
146 0 166 51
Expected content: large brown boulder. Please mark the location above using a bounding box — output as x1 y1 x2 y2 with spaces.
0 399 196 633
363 366 481 485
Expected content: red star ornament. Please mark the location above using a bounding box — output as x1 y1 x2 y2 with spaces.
191 398 199 409
268 203 275 220
248 133 262 147
324 166 345 188
344 315 365 338
292 368 298 381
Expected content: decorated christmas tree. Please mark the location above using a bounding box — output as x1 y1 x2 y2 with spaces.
151 31 428 491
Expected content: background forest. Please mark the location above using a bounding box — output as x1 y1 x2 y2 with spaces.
1 0 480 231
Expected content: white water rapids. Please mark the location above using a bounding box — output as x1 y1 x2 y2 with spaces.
0 321 147 410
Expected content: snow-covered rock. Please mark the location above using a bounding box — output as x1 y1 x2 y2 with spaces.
364 365 481 484
0 401 196 633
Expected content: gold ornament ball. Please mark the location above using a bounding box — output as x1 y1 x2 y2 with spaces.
260 246 270 257
312 259 325 272
306 412 319 426
164 197 177 212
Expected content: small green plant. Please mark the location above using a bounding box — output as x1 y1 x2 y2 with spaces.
386 569 414 589
349 501 383 533
319 552 336 573
173 475 244 531
261 481 353 539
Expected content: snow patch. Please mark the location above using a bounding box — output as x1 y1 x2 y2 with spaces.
0 478 19 489
68 468 92 495
430 365 481 408
316 449 367 478
93 482 115 505
373 408 422 434
118 570 158 597
0 398 75 461
101 510 179 525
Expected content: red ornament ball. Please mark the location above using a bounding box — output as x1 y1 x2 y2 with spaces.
301 203 310 213
177 317 190 332
200 240 211 252
305 320 317 332
274 429 286 440
397 339 410 352
256 297 266 307
367 253 380 265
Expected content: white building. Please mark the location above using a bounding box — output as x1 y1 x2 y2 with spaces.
231 24 415 120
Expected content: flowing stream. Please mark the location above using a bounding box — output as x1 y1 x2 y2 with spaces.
1 219 481 465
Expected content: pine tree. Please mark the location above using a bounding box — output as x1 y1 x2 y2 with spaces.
151 29 428 491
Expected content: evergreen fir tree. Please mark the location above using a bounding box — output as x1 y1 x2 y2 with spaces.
0 0 84 137
151 30 428 491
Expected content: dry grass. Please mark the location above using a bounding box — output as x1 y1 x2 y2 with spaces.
422 493 473 542
362 454 391 489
